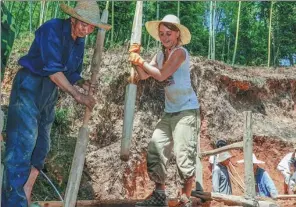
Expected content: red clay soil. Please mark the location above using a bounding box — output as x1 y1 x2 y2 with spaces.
199 127 296 206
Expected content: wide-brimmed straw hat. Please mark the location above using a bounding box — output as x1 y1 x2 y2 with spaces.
145 14 191 45
60 1 111 30
217 151 232 163
237 154 265 164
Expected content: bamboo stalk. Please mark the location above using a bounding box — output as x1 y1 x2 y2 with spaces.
63 5 110 207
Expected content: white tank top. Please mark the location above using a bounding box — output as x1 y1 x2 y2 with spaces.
156 46 199 113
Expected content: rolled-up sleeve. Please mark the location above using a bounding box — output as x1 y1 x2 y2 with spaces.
38 27 67 75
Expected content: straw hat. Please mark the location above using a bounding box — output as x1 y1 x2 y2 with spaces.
237 154 265 164
145 14 191 45
217 152 232 163
60 1 111 30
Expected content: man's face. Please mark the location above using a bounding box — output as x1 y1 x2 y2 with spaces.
71 18 95 38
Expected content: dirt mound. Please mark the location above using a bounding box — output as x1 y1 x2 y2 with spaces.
2 47 296 206
80 49 296 206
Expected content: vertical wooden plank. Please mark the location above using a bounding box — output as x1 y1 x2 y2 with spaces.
63 5 110 207
243 111 256 199
120 1 143 161
195 110 203 191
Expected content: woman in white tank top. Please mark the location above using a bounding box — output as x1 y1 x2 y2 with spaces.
129 14 200 207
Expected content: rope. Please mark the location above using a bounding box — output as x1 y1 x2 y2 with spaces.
230 161 244 186
40 170 63 202
227 163 245 193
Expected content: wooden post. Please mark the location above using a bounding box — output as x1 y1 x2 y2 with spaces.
63 6 110 207
243 111 256 199
120 1 143 161
195 110 203 191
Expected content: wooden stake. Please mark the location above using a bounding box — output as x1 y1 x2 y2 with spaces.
243 111 256 199
63 7 109 207
120 1 143 161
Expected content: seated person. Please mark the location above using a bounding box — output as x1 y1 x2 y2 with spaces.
212 151 233 195
238 154 278 198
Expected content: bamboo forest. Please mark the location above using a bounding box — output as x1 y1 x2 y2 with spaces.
2 1 296 67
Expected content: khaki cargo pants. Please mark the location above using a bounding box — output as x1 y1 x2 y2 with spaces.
147 109 200 186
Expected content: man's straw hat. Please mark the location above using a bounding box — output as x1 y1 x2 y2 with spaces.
217 151 232 163
60 1 111 30
145 14 191 45
237 154 265 164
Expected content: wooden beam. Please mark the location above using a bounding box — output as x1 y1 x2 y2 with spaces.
199 141 243 158
276 194 296 199
243 111 256 199
36 199 180 207
192 192 279 207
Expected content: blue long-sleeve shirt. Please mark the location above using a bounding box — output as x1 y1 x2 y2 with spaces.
19 18 85 84
255 167 278 198
212 163 232 195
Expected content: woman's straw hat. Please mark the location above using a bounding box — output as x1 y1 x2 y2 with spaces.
60 1 111 30
145 14 191 45
237 154 265 164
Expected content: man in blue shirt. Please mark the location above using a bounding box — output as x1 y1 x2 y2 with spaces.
212 151 233 195
238 154 278 198
2 2 111 207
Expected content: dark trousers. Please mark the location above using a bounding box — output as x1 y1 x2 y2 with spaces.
2 68 58 207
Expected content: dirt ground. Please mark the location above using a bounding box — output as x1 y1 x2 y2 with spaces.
2 46 296 206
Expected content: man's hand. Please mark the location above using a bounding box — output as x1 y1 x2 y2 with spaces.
129 52 145 67
76 79 96 94
129 43 141 54
74 93 96 110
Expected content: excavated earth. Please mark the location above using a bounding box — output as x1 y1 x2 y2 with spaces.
2 47 296 206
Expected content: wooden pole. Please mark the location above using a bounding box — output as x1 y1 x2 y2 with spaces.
63 6 110 207
199 141 243 158
243 111 256 199
120 1 143 161
195 110 203 191
275 194 296 199
192 192 278 207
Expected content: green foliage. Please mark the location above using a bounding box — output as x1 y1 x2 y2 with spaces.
53 108 71 132
1 2 16 77
2 1 296 67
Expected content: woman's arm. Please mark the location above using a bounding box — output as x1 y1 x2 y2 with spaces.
142 48 185 82
129 48 186 82
134 54 158 80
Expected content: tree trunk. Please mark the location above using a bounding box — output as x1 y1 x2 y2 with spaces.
39 1 46 27
232 1 241 66
208 1 213 59
54 1 59 18
29 0 32 33
268 1 274 67
111 1 114 45
177 1 180 18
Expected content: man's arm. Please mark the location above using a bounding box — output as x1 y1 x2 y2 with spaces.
49 72 95 110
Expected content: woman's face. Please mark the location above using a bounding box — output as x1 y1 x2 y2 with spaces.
158 24 180 49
